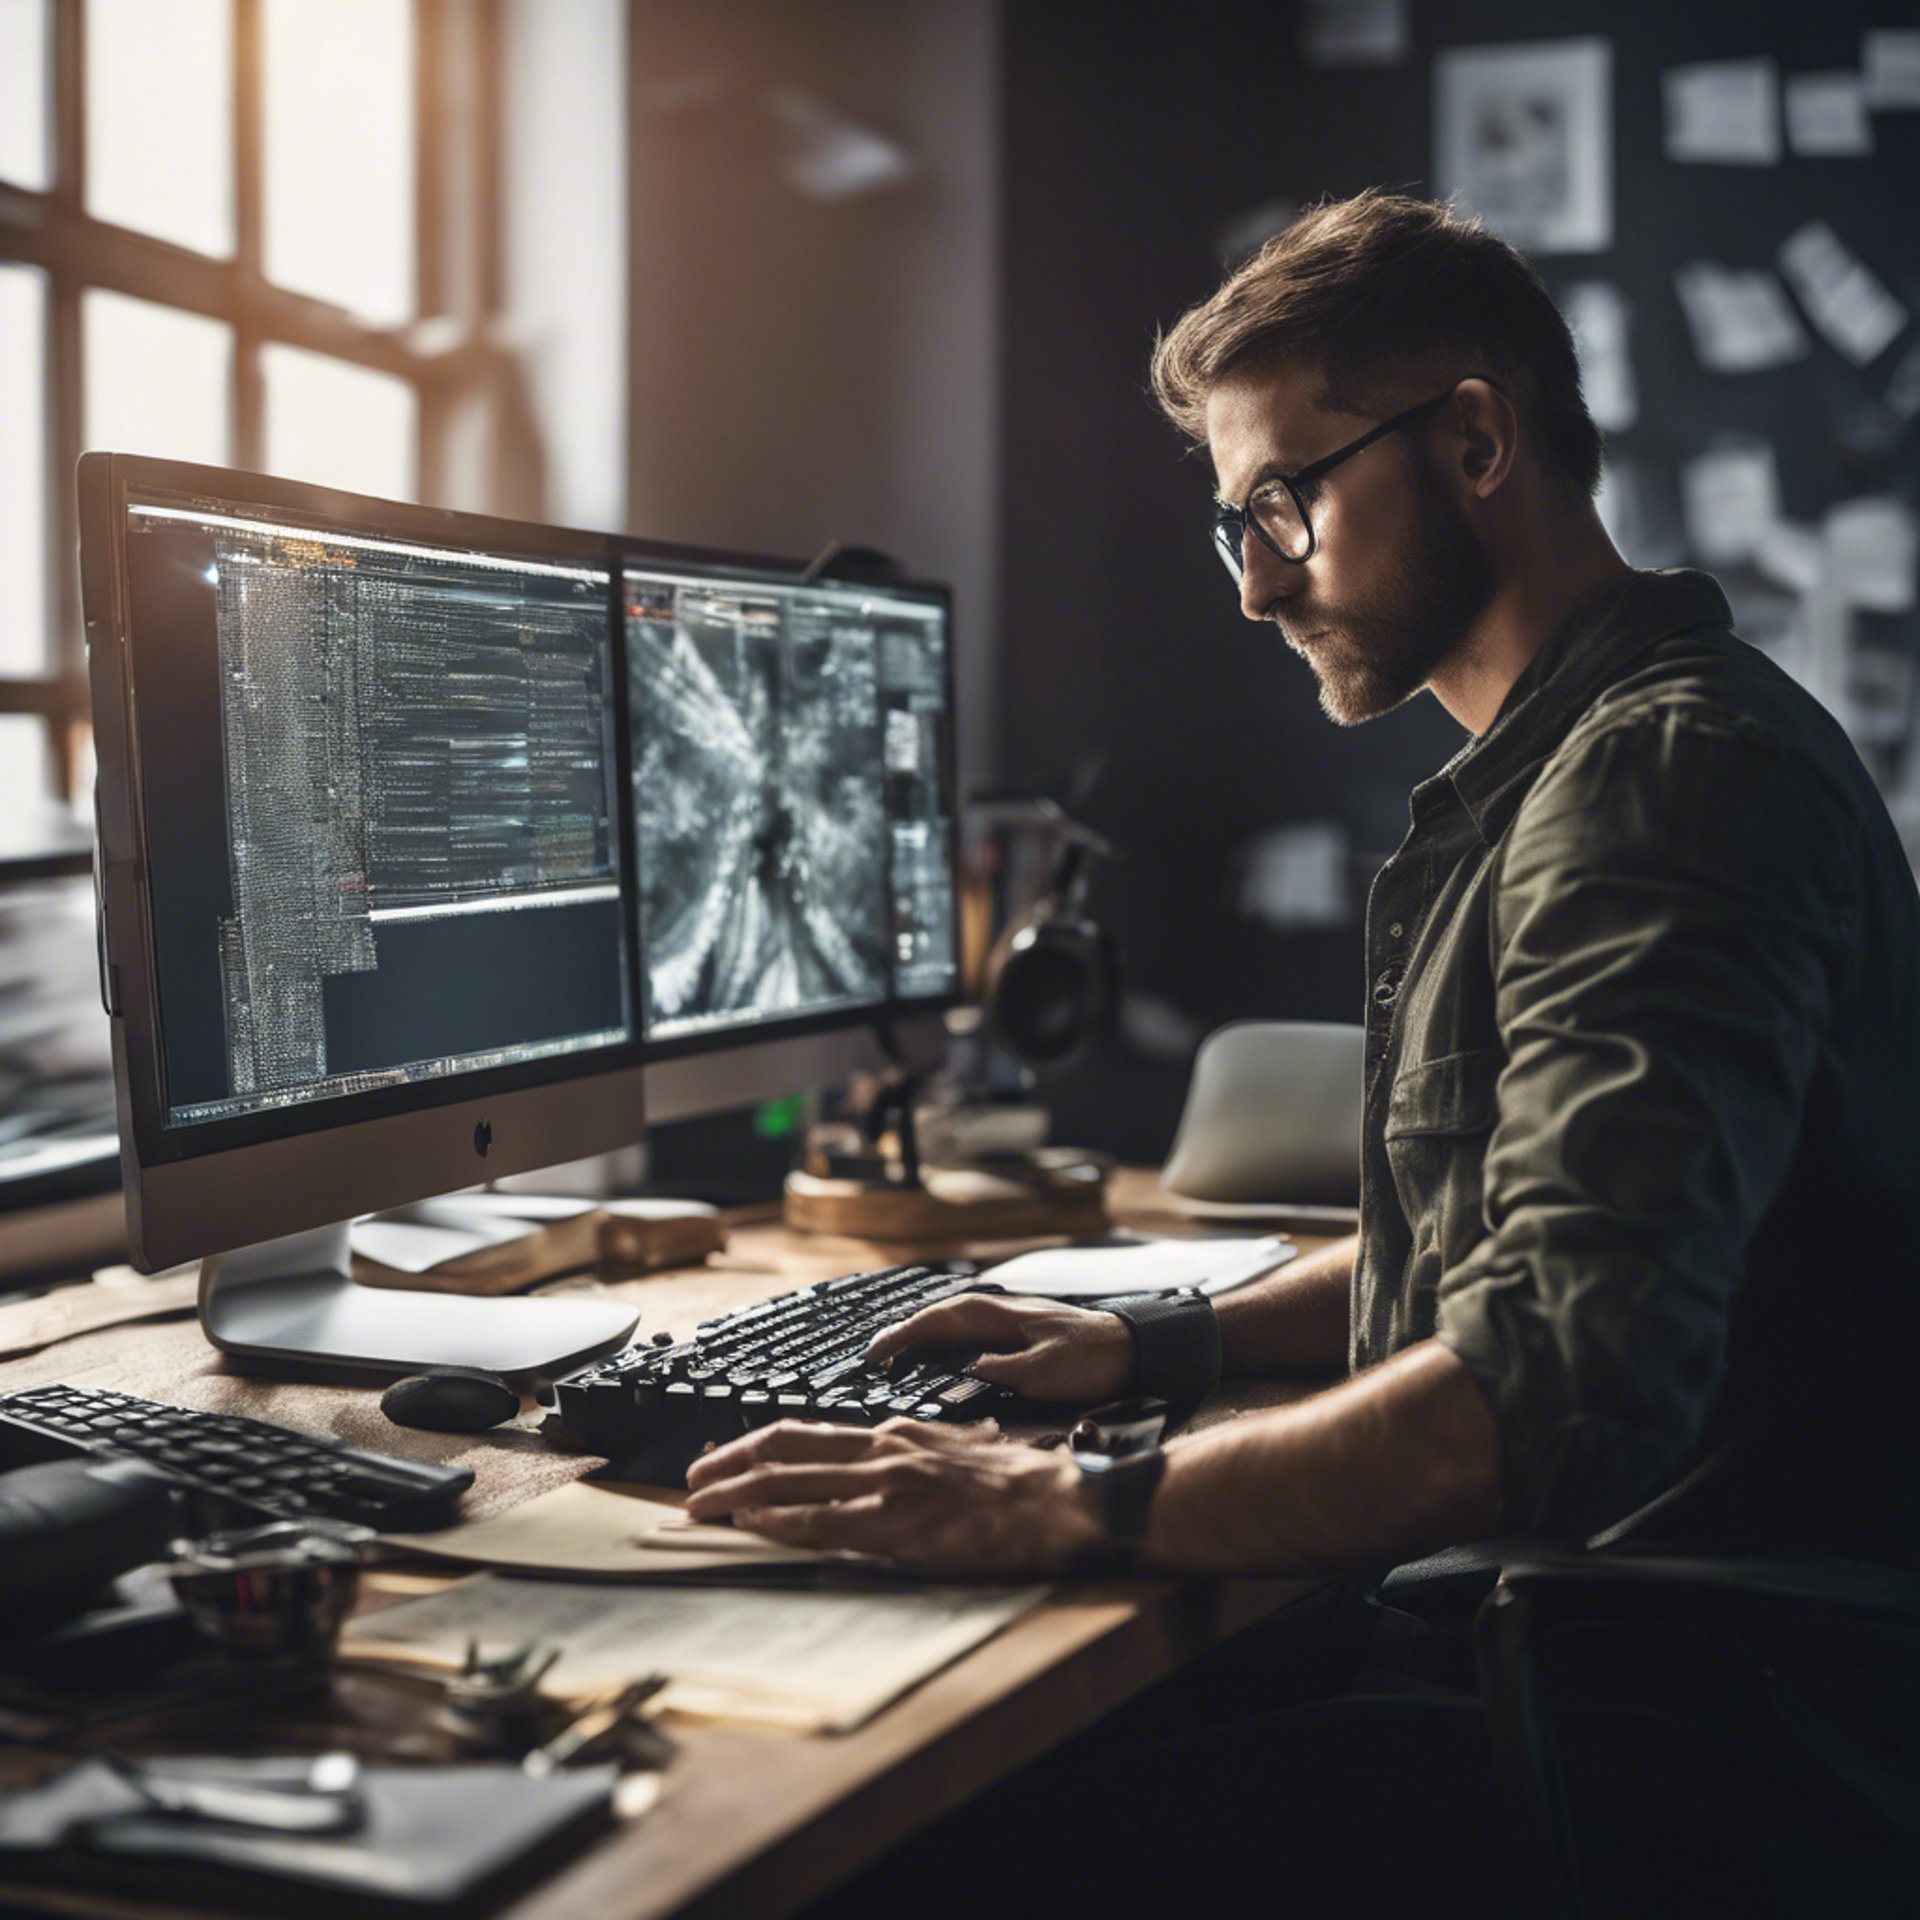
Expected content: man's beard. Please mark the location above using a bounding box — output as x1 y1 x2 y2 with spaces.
1278 451 1496 726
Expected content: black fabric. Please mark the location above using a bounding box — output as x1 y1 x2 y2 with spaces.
1352 567 1920 1558
803 1596 1920 1920
1098 1289 1222 1416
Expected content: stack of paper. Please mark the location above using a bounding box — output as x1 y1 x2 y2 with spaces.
343 1573 1050 1733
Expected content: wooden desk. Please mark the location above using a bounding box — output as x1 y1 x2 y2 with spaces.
0 1170 1336 1920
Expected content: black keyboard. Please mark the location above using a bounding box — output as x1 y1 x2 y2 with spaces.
550 1263 1011 1483
0 1384 473 1532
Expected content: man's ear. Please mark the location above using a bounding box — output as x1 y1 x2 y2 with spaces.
1449 378 1519 500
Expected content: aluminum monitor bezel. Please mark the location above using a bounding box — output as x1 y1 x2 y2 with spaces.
81 452 651 1269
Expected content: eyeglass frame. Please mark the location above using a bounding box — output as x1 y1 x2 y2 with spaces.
1210 385 1466 580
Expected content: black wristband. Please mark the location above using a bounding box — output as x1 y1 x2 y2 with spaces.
1099 1290 1221 1416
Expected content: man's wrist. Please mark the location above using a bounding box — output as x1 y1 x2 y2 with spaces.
1065 1429 1169 1573
1098 1290 1222 1415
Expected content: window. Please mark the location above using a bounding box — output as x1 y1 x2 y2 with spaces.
0 0 502 839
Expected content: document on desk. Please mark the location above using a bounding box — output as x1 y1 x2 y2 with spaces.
343 1573 1051 1733
983 1235 1295 1299
381 1475 840 1578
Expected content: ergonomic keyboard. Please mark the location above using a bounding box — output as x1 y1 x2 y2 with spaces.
550 1262 1012 1482
0 1383 474 1531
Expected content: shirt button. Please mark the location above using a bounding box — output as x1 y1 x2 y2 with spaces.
1388 923 1404 939
1372 971 1399 1007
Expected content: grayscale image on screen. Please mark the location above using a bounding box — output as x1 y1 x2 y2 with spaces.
126 498 632 1128
627 570 956 1040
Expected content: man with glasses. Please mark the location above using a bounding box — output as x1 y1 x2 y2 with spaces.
689 191 1920 1912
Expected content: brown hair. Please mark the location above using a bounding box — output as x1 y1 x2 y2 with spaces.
1150 189 1603 500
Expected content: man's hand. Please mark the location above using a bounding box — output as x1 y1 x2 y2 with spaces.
864 1293 1135 1403
684 1418 1103 1576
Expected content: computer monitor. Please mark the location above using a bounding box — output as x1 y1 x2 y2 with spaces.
80 455 644 1375
622 548 959 1122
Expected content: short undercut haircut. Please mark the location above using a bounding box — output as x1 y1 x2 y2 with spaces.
1151 189 1604 501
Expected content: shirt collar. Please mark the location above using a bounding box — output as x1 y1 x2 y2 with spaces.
1434 568 1734 846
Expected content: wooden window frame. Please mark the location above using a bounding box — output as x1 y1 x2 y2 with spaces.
0 0 504 832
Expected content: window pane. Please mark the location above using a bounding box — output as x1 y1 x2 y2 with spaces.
0 0 52 189
263 0 415 324
262 344 417 501
85 0 235 256
0 264 48 675
0 716 52 854
82 289 233 465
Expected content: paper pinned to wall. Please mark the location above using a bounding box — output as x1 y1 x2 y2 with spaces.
1755 520 1826 597
1433 38 1612 254
1679 439 1781 567
1824 497 1918 613
1785 72 1873 155
1236 822 1350 931
1664 59 1781 164
1864 30 1920 109
1301 0 1408 67
1779 222 1909 367
1848 648 1916 747
1595 458 1684 571
1672 264 1810 374
1885 337 1920 422
1562 281 1637 430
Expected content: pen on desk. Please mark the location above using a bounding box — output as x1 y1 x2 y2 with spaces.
522 1673 669 1777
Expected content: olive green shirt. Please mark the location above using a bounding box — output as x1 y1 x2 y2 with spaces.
1357 568 1920 1560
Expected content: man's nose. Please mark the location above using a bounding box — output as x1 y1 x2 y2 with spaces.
1239 535 1305 621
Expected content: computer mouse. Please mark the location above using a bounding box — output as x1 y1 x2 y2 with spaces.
380 1367 521 1434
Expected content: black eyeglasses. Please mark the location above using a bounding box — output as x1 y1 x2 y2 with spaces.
1211 387 1459 581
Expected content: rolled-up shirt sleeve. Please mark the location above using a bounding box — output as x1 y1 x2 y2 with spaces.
1434 707 1860 1534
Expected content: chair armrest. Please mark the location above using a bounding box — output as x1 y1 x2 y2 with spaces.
1492 1547 1920 1633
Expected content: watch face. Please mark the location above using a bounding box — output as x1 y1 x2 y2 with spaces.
1068 1396 1171 1460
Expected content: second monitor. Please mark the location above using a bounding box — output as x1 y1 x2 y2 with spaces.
625 557 958 1086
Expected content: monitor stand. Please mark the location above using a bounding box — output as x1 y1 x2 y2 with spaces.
198 1222 638 1385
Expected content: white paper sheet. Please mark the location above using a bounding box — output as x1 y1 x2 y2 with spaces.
1562 281 1637 430
1785 72 1873 155
1888 338 1920 422
1664 59 1780 164
1755 520 1826 597
1594 459 1683 570
1672 264 1809 374
344 1575 1051 1732
1779 222 1908 367
1864 30 1920 109
1824 497 1919 613
983 1236 1294 1300
1433 39 1612 254
1848 648 1915 747
1301 0 1407 67
1679 440 1781 566
1237 823 1350 930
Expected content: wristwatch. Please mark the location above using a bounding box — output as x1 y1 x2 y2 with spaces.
1069 1397 1169 1572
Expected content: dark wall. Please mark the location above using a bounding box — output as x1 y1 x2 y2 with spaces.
998 0 1920 1159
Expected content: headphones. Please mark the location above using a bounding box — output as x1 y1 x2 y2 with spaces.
985 822 1120 1074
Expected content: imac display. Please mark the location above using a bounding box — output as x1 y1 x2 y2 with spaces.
625 566 957 1044
124 492 633 1130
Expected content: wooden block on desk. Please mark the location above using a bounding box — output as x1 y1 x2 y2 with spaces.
783 1155 1110 1244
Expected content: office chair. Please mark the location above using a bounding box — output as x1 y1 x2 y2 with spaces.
1470 1543 1920 1920
1381 1454 1920 1920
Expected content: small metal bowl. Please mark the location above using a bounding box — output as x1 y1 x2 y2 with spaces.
168 1521 369 1659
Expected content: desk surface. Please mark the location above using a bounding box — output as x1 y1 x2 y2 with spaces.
0 1169 1332 1920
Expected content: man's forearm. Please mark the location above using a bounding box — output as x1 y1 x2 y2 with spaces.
1140 1338 1504 1576
1211 1232 1354 1376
